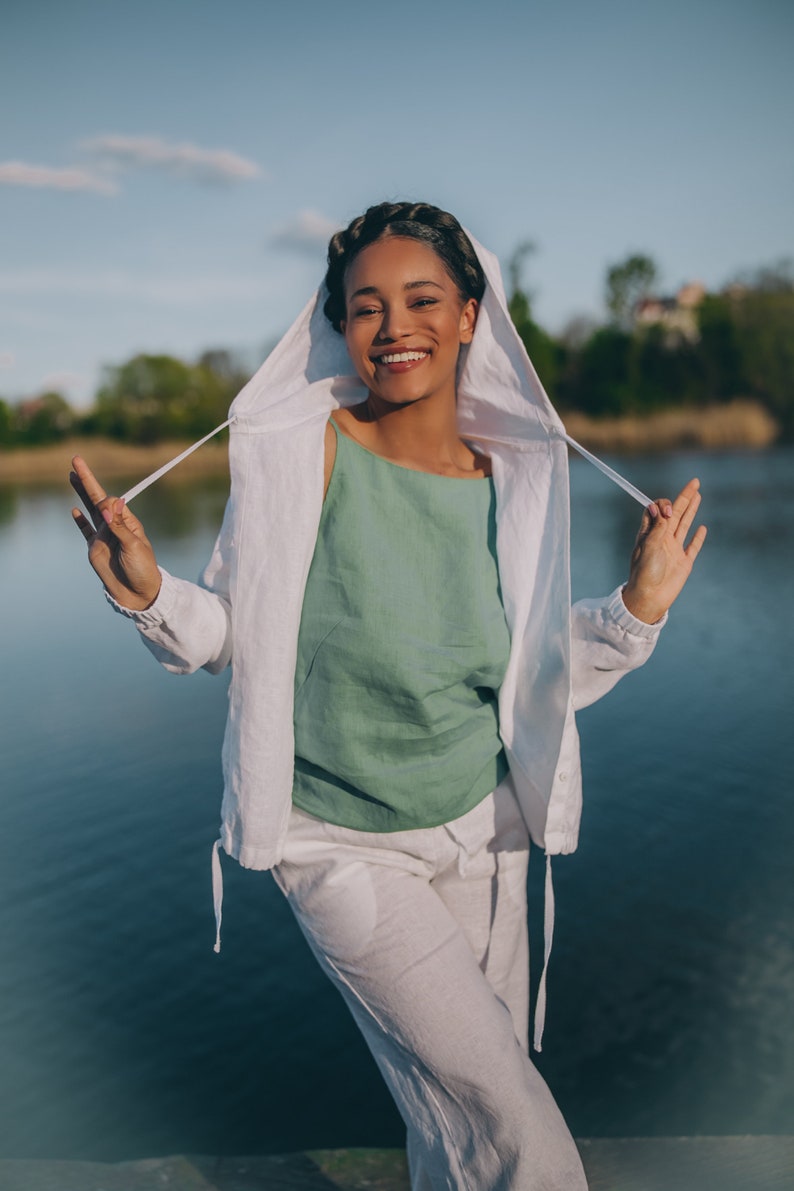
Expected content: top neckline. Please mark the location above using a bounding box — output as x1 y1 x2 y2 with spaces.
331 419 492 483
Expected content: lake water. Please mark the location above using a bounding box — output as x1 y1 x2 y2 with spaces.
1 447 792 1161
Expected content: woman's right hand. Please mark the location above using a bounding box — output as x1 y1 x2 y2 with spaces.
70 456 162 611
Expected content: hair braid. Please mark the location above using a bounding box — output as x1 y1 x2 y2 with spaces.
323 201 485 332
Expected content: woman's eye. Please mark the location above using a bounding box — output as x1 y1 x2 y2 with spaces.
412 298 437 309
353 306 379 318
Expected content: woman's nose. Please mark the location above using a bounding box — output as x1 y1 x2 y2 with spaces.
376 305 410 341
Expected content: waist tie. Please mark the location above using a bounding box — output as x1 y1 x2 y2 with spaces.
211 838 224 954
532 853 555 1053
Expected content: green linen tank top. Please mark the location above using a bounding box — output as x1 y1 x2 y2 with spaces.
292 421 511 832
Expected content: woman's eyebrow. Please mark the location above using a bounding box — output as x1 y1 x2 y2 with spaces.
348 279 445 301
349 285 378 300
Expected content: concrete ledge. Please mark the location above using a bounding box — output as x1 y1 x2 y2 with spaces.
578 1136 794 1191
0 1138 792 1191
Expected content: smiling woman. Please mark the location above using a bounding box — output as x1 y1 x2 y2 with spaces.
331 236 483 480
70 200 706 1191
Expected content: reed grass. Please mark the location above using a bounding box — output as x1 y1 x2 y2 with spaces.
0 400 781 487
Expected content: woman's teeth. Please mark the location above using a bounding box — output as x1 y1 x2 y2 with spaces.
378 351 428 364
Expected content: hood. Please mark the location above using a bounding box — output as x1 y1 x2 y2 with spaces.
228 233 566 448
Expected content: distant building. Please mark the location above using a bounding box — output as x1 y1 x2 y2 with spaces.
634 281 706 343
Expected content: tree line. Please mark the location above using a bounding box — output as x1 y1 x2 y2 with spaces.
2 253 792 449
0 349 250 449
509 250 793 438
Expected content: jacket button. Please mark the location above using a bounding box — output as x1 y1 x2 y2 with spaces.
558 771 568 782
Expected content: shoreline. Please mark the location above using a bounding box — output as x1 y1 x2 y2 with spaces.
562 398 779 454
0 437 231 487
1 1138 792 1191
0 401 780 486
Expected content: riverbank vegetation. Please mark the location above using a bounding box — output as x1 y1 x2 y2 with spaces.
507 249 792 443
1 253 791 460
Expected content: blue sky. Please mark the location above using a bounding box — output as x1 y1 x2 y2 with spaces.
2 0 791 406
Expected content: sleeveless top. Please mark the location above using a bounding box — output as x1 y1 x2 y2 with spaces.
291 422 511 832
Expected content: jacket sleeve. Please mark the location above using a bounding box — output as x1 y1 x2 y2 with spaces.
105 503 233 676
570 585 666 710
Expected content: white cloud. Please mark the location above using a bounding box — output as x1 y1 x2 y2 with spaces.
0 351 15 369
0 162 117 195
272 209 340 253
81 134 262 184
0 136 262 198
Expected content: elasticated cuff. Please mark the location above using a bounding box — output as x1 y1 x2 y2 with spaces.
104 567 176 627
609 583 668 638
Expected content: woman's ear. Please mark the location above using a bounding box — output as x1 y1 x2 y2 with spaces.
459 297 478 345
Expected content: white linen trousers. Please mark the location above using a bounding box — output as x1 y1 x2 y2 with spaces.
272 776 588 1191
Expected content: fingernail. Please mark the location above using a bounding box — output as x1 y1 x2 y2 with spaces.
649 502 658 517
102 508 112 524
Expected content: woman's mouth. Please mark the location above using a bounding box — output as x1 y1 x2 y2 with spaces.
374 350 429 372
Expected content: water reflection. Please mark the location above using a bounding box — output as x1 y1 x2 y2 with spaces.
0 485 18 528
132 477 229 540
0 448 792 1159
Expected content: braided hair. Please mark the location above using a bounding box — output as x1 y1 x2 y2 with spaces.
323 201 486 333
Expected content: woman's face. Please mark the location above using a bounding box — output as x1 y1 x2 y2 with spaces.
341 235 478 409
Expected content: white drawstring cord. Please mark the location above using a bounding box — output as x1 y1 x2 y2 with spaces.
120 416 236 505
471 426 653 509
116 416 651 513
560 431 651 508
117 416 646 997
211 838 224 954
532 853 555 1053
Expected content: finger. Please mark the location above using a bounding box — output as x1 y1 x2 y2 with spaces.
70 456 113 529
684 524 707 562
70 455 108 503
637 505 654 537
71 507 96 543
675 490 702 541
669 478 701 527
101 498 144 546
645 499 673 534
113 498 147 538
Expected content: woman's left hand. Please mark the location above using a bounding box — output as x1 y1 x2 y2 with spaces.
621 478 707 624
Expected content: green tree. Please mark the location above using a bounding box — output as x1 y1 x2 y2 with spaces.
94 350 248 444
633 325 702 410
0 398 12 447
507 243 559 394
568 327 634 416
606 254 659 330
194 348 249 433
13 391 74 444
696 294 745 401
729 264 794 435
95 354 196 443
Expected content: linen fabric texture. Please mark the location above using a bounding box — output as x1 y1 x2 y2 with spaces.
292 422 510 832
273 778 588 1190
110 234 665 869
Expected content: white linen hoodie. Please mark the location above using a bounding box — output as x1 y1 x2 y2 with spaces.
113 237 664 871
